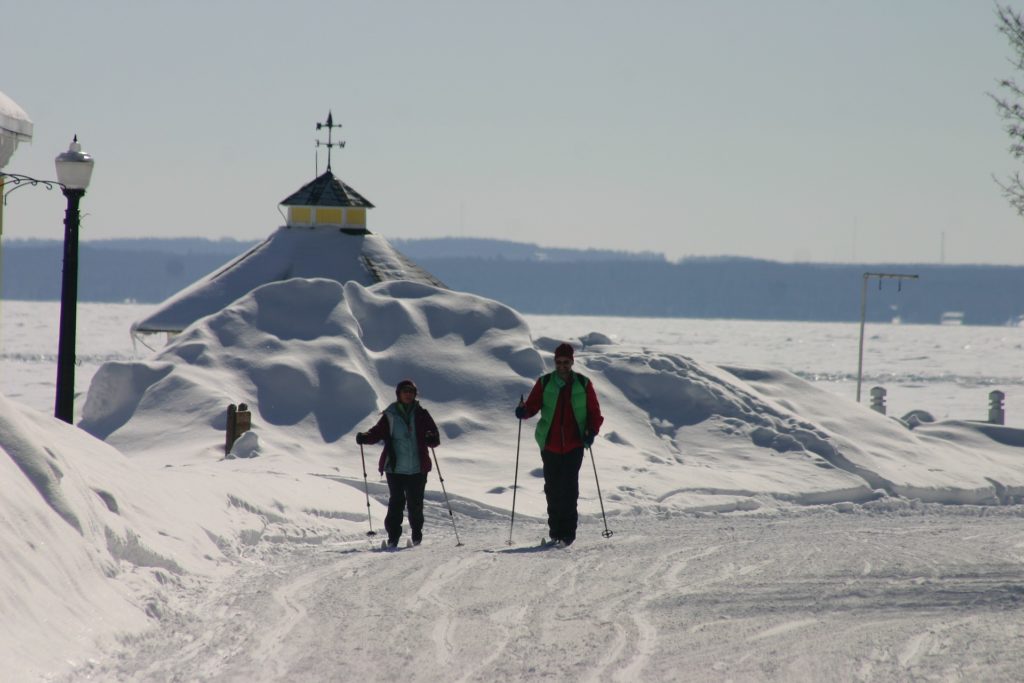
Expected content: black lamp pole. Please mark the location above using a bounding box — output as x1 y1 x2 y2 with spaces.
54 186 84 423
51 135 94 424
0 136 92 423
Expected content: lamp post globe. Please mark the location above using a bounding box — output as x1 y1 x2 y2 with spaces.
55 135 94 189
53 135 93 423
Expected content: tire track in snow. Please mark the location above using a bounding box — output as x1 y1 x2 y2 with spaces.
453 603 529 683
612 613 657 683
406 553 487 669
603 542 773 680
612 545 724 682
583 538 679 679
251 559 351 678
586 542 729 682
746 617 819 642
589 564 659 677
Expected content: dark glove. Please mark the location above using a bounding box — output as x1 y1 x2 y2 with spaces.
355 431 369 445
424 430 439 447
584 430 595 448
515 405 526 420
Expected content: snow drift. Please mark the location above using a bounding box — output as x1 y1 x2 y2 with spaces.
84 277 1024 515
0 392 213 676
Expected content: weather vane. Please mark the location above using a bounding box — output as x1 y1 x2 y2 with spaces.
315 111 345 173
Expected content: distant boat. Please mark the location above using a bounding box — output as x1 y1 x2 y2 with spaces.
940 311 964 325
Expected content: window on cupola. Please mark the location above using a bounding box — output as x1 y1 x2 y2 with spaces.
316 208 343 225
347 208 366 227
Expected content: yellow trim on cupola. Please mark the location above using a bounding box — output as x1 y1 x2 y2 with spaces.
287 205 370 230
289 207 312 225
346 208 366 227
316 207 343 225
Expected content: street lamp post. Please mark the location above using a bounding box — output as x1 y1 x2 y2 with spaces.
53 136 94 423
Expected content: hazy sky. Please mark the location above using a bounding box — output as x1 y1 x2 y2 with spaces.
2 1 1022 263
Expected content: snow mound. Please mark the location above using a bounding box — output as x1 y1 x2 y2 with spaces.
84 278 542 462
228 430 260 459
81 277 1024 516
0 393 220 677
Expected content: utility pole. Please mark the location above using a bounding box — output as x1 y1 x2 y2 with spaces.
856 272 919 403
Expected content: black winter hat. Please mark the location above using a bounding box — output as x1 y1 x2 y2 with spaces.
395 379 418 397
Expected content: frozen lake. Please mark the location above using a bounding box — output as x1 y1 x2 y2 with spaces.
3 300 1019 426
528 314 1024 427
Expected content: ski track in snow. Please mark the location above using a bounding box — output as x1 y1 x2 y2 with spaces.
65 504 1024 683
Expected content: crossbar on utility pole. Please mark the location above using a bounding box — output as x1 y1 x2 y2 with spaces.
856 272 919 403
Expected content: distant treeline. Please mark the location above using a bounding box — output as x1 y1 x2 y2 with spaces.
1 238 257 303
391 237 665 263
3 237 1023 325
414 258 1024 325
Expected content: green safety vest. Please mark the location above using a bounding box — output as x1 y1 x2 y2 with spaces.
534 372 589 449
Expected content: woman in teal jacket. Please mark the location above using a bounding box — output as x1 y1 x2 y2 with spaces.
357 379 441 548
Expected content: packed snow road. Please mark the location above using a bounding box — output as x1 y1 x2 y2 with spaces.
74 504 1024 682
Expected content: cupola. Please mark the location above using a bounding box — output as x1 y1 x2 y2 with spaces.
279 112 374 233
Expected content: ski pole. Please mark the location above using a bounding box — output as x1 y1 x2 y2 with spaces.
508 394 524 546
588 446 613 539
430 446 464 547
358 443 377 536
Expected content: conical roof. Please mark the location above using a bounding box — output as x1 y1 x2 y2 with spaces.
132 228 444 335
280 171 374 208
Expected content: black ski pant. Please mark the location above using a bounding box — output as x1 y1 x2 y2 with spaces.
384 472 427 544
541 448 585 542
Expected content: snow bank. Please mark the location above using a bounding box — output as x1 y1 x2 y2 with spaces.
82 277 1024 519
0 393 218 677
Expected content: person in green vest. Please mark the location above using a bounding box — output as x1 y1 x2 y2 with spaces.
515 342 604 546
357 379 441 548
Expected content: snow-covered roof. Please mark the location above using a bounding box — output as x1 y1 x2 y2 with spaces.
131 227 445 335
0 90 33 169
0 90 33 139
279 171 374 208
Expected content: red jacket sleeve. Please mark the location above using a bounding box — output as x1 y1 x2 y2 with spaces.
522 378 544 419
363 414 389 444
421 409 440 448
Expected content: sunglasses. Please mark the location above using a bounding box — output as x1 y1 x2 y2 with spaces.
554 359 573 366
